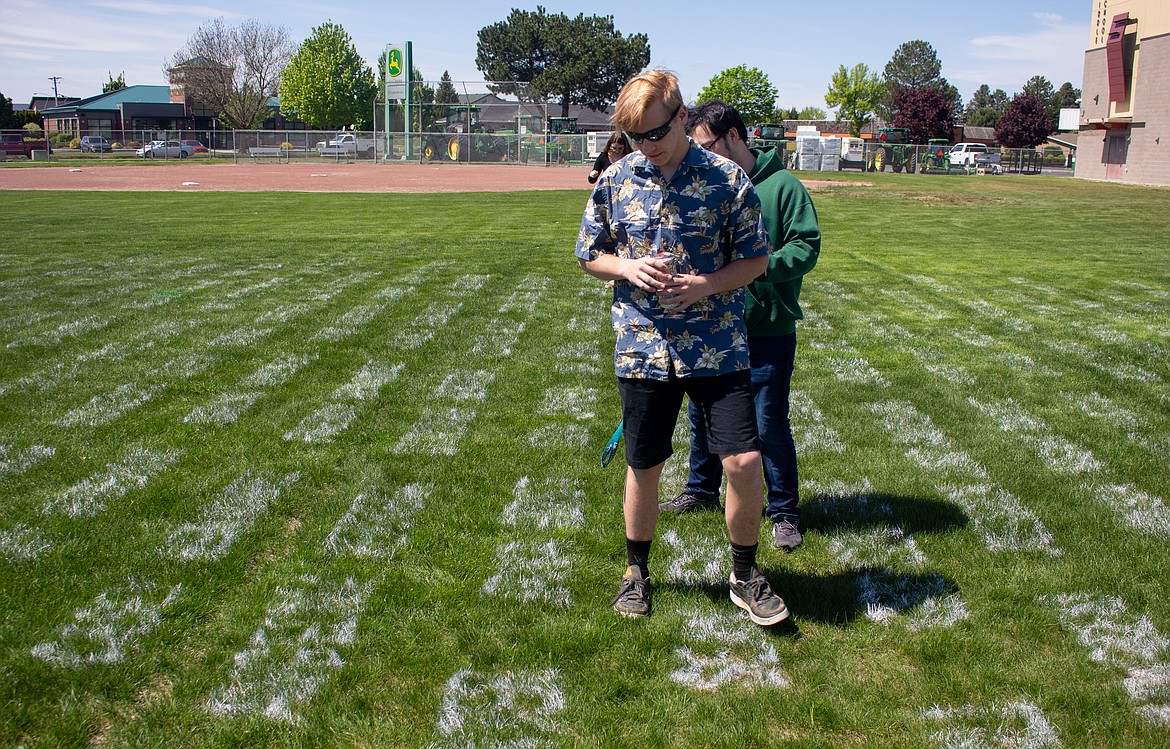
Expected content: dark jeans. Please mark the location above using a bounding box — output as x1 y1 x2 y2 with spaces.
685 332 800 523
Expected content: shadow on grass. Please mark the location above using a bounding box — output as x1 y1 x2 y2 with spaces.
670 566 962 633
801 491 970 538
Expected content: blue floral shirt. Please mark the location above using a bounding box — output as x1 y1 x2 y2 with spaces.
575 140 770 380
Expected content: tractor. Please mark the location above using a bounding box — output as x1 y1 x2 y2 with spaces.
868 127 913 173
422 105 508 163
919 138 952 173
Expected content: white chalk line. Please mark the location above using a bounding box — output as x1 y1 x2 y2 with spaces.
243 353 319 388
393 406 475 456
43 446 181 518
184 391 263 426
526 423 590 449
660 528 726 587
922 700 1061 749
448 273 491 297
311 303 386 342
670 609 789 692
971 397 1170 537
6 314 110 348
0 444 55 478
810 478 967 630
389 303 462 349
481 538 572 606
163 471 298 561
505 477 584 531
284 360 403 443
870 401 1058 555
790 391 845 454
207 574 374 722
55 382 164 428
323 483 427 558
435 369 495 402
968 397 1102 475
434 668 565 748
471 319 526 359
0 522 52 562
539 386 597 421
1041 592 1170 725
498 275 550 314
31 578 182 667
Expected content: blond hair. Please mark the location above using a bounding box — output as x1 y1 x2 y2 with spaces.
614 69 683 131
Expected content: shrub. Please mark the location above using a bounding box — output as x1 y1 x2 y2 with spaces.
280 142 293 150
69 137 82 149
49 132 72 147
127 140 141 148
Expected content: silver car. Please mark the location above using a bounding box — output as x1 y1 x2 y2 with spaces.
135 140 194 159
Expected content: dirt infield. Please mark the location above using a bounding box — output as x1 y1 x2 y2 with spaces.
0 162 848 193
0 163 594 193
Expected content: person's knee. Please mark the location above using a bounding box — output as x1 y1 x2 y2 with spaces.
721 450 762 478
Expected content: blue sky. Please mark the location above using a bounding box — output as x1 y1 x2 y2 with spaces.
3 0 1089 111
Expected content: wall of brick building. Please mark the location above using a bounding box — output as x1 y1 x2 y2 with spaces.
1077 29 1170 185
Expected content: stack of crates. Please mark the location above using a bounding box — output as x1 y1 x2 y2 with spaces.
795 127 821 171
819 138 840 171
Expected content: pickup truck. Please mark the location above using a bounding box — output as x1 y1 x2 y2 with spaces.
315 133 377 159
948 143 1001 168
0 133 50 159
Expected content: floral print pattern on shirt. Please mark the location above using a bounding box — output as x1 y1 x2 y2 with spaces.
575 141 769 380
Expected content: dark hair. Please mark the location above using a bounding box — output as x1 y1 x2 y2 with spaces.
685 100 747 143
605 132 628 155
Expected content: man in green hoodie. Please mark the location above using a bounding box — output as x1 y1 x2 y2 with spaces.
661 101 821 552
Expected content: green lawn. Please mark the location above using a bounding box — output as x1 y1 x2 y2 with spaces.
1 174 1168 748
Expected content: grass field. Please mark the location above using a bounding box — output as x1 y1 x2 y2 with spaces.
1 174 1168 748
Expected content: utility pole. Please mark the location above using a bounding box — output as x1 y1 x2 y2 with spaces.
48 76 62 106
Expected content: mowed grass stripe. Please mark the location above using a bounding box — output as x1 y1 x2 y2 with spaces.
0 179 1168 747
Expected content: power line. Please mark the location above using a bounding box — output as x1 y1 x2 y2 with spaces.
48 76 62 106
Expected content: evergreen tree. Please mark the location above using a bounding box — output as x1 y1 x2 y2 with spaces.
0 92 16 129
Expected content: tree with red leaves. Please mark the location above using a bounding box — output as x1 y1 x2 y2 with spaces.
892 87 954 144
995 93 1051 148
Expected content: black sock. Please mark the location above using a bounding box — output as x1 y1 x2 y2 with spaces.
730 542 757 582
626 538 652 578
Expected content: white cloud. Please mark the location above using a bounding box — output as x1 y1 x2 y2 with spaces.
87 0 245 18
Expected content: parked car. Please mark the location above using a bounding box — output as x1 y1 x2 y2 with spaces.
80 135 112 153
948 143 990 167
135 140 193 159
181 139 208 153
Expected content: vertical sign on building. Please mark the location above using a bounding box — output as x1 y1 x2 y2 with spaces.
384 42 413 159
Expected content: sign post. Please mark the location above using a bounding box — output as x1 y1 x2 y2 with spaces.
383 42 413 160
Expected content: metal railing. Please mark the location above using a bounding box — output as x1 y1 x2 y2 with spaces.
19 128 596 166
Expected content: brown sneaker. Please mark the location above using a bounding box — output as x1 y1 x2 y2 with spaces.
658 492 722 513
610 566 651 618
729 566 789 626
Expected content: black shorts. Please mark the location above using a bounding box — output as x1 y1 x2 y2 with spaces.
617 371 758 470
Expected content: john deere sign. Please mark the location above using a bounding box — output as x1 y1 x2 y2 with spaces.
385 44 405 99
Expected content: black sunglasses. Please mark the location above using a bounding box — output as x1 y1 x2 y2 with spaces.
698 131 726 151
624 105 680 144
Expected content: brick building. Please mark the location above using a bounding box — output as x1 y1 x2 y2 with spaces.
1077 0 1170 185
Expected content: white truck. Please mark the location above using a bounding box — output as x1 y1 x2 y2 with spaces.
315 132 378 159
948 142 1001 169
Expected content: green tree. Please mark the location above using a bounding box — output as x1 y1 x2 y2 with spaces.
964 84 1009 126
0 92 16 129
697 66 778 125
797 106 827 120
774 106 799 121
475 7 650 117
168 18 294 129
436 71 460 105
825 63 883 136
102 71 127 93
879 40 952 122
281 21 376 129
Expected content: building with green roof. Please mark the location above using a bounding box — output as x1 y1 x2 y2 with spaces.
40 85 186 139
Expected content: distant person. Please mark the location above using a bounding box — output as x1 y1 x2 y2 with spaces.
659 100 821 554
576 70 789 626
587 132 630 184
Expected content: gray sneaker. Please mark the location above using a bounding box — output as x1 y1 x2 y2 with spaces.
611 566 651 618
772 519 803 551
658 491 722 513
729 566 789 626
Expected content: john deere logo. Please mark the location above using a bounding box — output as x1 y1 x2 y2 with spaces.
388 48 403 78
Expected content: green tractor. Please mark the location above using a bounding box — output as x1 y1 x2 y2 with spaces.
868 127 913 173
919 138 951 173
538 116 580 164
422 105 508 163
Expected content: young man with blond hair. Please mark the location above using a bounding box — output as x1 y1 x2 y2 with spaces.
575 69 789 625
